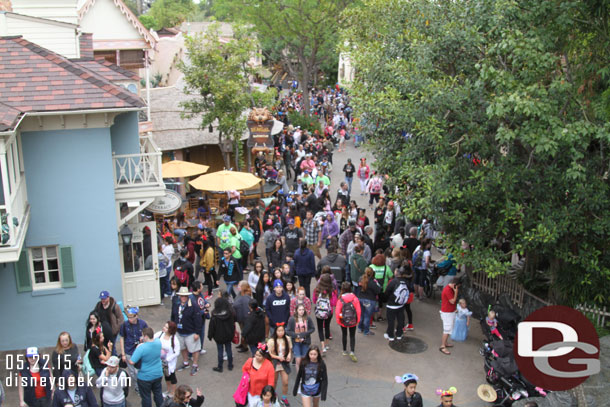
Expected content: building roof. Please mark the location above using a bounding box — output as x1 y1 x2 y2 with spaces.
72 57 140 81
0 35 145 131
149 76 247 151
78 0 155 48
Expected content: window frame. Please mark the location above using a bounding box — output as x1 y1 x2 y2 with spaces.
28 245 62 290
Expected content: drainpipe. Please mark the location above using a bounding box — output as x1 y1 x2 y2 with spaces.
145 49 151 121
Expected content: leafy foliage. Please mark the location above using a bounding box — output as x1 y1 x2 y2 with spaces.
343 0 610 306
214 0 352 115
141 0 196 30
179 24 276 169
287 112 322 135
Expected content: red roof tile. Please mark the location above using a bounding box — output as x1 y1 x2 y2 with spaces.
0 36 145 131
72 58 140 82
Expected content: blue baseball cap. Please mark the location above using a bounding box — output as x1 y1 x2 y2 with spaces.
287 218 295 225
127 306 140 315
286 197 293 203
99 290 110 299
223 215 231 222
273 279 284 288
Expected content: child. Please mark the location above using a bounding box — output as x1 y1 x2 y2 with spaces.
257 385 281 407
450 299 472 342
391 373 423 407
436 387 458 407
486 309 503 339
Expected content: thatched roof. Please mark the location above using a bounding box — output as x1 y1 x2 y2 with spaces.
149 76 248 151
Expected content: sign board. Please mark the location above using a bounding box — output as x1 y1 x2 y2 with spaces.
247 120 274 148
147 189 183 214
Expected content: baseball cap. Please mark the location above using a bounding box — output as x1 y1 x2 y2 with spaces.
349 219 357 226
287 218 295 225
286 197 293 203
127 306 139 315
99 290 110 299
26 347 39 357
106 356 120 367
273 279 284 288
223 215 231 222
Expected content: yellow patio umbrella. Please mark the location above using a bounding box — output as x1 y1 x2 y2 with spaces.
161 160 209 178
189 170 262 192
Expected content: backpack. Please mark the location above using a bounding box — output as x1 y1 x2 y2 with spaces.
393 280 410 306
174 265 189 286
370 178 382 194
412 249 424 270
82 349 96 377
340 298 358 327
239 238 250 258
315 295 331 319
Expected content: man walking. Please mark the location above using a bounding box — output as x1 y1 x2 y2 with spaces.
171 287 203 375
118 306 148 394
343 158 355 195
293 239 316 299
302 210 322 259
94 291 124 347
129 328 163 407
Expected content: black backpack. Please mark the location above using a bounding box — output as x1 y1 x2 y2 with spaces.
239 238 250 258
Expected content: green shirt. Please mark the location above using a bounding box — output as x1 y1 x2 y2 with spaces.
217 223 236 249
228 234 242 259
301 175 315 186
370 264 393 290
316 175 331 186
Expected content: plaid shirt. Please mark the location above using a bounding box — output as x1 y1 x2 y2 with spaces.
303 218 321 245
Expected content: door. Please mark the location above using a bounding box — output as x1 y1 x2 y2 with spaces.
120 221 160 306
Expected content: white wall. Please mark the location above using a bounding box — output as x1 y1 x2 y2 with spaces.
80 0 143 42
12 0 79 24
0 13 79 58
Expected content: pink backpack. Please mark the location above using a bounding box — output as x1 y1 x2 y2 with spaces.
233 365 250 404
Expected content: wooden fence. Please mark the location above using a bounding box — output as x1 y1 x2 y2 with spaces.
575 304 610 328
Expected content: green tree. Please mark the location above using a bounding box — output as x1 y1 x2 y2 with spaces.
179 23 276 170
343 0 610 306
215 0 351 116
142 0 196 30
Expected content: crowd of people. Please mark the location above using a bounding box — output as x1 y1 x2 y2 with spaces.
12 88 471 407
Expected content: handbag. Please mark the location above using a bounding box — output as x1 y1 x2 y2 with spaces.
232 330 240 345
233 365 250 404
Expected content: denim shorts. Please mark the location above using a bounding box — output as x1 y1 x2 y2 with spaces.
293 341 309 358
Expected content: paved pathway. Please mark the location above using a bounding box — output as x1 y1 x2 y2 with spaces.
0 138 490 406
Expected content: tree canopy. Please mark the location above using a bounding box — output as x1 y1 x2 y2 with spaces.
214 0 352 115
139 0 196 30
179 23 276 169
343 0 610 305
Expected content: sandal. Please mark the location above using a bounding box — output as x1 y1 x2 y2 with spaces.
439 347 451 355
445 343 454 348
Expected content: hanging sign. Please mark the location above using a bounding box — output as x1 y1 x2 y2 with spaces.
147 189 183 214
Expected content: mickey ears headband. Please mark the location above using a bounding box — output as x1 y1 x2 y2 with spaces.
436 387 458 397
395 373 419 384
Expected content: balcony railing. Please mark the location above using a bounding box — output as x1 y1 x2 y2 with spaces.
113 136 163 190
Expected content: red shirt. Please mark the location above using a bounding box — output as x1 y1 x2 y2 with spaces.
31 371 47 399
440 285 457 312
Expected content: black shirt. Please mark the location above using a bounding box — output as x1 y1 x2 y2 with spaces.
282 226 303 254
391 391 423 407
343 163 355 177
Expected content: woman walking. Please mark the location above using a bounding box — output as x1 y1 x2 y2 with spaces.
357 268 380 336
357 158 370 195
51 332 80 386
88 330 112 376
208 296 235 372
155 321 180 398
292 345 328 407
267 324 293 406
249 261 265 292
200 239 217 296
268 238 286 271
335 282 361 362
287 304 315 368
242 300 267 356
241 344 276 407
312 275 337 353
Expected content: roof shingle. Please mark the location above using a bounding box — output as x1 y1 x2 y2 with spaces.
0 36 145 131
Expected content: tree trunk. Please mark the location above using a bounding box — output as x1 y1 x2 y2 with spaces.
218 130 230 169
234 139 240 171
300 63 311 117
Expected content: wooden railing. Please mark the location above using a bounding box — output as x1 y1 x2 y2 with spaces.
575 304 610 328
471 271 525 307
113 136 163 190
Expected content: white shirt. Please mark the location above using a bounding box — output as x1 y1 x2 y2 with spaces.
154 331 180 373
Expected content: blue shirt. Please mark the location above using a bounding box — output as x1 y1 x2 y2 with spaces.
119 319 148 355
130 339 162 381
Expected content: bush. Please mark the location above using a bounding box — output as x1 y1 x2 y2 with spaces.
287 111 322 135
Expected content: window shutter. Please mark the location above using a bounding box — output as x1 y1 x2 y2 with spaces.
59 246 76 288
15 250 32 292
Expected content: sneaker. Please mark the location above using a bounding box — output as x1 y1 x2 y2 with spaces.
190 365 199 376
228 364 234 371
349 352 358 363
396 336 402 340
322 347 327 354
199 349 207 355
212 366 223 373
342 351 348 356
383 333 390 340
281 396 290 406
370 323 377 329
364 331 375 336
177 362 190 371
406 324 414 331
328 334 333 340
324 346 330 352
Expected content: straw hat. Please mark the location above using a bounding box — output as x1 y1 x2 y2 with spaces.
477 384 497 402
177 287 192 296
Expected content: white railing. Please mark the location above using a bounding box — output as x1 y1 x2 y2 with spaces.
113 136 163 189
0 177 29 247
576 304 609 328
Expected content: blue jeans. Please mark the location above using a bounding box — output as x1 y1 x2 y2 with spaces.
216 342 233 369
358 298 375 334
226 281 237 298
137 377 164 407
249 344 258 356
160 274 171 297
345 176 353 194
103 401 126 407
